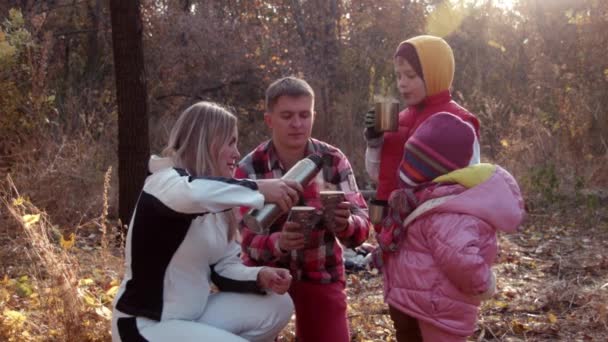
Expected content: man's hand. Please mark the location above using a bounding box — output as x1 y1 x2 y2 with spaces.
256 179 302 212
278 222 306 252
257 267 292 294
331 201 352 233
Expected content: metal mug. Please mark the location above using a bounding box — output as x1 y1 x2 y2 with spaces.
286 206 319 243
374 101 399 132
368 199 388 225
320 190 346 230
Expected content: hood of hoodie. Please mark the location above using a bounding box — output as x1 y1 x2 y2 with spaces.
429 163 525 233
148 155 175 173
404 35 455 97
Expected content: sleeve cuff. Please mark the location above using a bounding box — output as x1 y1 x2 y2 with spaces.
366 136 384 148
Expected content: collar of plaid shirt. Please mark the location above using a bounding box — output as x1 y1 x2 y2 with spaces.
262 138 317 172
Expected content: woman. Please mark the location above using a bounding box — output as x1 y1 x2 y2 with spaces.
112 101 302 341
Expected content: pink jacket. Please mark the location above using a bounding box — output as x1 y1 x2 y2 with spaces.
383 166 525 336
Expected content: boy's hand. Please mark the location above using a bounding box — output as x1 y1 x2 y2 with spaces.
364 109 382 140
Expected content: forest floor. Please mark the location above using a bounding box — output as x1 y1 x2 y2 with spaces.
1 199 607 341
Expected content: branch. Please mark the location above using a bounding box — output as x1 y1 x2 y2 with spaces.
155 80 249 101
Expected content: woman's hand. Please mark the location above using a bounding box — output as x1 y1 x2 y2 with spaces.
256 179 302 212
257 267 292 294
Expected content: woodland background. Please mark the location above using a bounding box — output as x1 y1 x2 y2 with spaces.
0 0 607 341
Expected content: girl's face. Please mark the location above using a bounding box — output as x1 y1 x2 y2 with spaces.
394 57 427 106
216 126 240 177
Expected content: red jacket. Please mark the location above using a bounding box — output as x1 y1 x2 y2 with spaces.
376 90 480 201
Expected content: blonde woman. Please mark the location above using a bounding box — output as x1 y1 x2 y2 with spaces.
112 102 301 342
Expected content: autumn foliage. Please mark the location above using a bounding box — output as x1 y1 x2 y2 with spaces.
1 0 607 341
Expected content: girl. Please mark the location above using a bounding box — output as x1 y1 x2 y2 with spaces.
377 112 524 341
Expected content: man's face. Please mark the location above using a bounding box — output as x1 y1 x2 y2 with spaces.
264 95 315 151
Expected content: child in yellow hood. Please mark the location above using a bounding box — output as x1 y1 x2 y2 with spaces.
364 35 481 232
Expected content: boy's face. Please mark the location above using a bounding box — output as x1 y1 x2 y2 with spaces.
394 57 427 106
264 95 315 152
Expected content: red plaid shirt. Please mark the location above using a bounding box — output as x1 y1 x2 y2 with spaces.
235 138 371 284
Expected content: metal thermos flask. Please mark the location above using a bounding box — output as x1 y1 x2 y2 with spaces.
243 154 324 233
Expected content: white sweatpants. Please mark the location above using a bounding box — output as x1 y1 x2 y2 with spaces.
112 292 294 342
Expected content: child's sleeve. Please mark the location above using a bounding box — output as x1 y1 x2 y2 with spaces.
365 137 383 182
426 213 494 296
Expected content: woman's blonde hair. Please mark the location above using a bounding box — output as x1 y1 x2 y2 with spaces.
162 101 239 240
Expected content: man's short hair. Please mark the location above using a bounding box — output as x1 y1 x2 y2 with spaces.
265 76 315 112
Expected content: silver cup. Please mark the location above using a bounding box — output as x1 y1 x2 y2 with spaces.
368 199 388 225
374 101 399 132
286 206 319 244
320 190 346 230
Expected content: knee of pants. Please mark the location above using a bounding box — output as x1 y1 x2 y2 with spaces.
270 293 295 327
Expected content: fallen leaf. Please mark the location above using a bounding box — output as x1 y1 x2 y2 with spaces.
60 233 75 250
22 214 40 227
547 312 558 324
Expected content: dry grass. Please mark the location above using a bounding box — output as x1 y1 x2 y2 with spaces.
1 174 123 342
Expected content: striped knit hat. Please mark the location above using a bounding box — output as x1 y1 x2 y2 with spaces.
399 112 476 188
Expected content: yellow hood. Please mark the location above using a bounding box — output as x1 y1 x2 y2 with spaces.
403 35 454 97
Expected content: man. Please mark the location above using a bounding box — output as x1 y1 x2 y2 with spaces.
235 76 371 342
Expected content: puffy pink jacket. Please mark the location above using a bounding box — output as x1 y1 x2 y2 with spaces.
383 166 524 336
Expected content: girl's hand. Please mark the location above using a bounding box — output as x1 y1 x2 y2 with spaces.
256 179 302 212
388 189 415 221
257 267 292 294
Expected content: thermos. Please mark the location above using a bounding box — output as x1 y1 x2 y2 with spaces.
243 153 324 233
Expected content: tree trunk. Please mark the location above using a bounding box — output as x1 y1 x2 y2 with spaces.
109 0 150 228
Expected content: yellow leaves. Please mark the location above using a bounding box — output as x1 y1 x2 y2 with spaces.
81 292 98 307
105 285 119 298
78 278 95 286
2 309 26 328
425 2 465 38
22 214 40 228
500 139 510 147
494 300 509 309
547 312 558 324
488 40 507 52
511 319 529 334
0 288 10 303
11 197 24 206
94 306 112 321
60 233 75 250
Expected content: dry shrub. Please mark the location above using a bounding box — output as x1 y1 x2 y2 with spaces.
1 173 123 342
2 176 85 341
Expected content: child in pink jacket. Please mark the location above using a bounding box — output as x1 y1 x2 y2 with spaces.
376 112 525 341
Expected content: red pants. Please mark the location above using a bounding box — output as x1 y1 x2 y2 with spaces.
289 280 349 342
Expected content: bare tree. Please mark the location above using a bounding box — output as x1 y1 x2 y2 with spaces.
109 0 150 227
